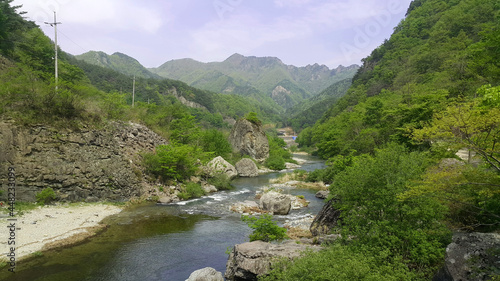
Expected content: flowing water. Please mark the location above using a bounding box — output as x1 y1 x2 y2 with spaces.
1 154 325 281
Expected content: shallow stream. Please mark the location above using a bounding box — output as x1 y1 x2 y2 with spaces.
1 154 325 281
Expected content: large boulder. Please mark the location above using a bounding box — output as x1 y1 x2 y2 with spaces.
310 198 341 236
259 191 291 215
433 232 500 281
186 267 224 281
204 156 238 179
225 240 320 281
229 119 269 163
235 158 259 177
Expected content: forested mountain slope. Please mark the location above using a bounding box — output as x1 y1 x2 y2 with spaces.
75 51 161 79
264 1 499 279
298 0 500 158
150 53 358 109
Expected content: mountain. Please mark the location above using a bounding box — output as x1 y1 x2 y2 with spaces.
286 78 353 131
150 53 359 110
298 0 500 159
75 51 161 79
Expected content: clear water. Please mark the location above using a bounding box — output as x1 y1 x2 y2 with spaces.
1 154 325 281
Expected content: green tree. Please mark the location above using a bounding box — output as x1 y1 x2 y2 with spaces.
143 144 205 182
332 144 450 273
241 214 288 242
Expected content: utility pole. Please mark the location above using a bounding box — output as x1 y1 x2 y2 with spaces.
132 76 135 107
45 11 61 92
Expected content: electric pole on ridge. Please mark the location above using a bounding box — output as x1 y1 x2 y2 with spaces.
45 11 62 92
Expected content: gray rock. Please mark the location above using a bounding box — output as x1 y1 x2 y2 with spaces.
204 156 238 179
202 183 217 194
235 158 259 177
310 198 341 236
186 267 224 281
259 191 291 215
229 119 269 163
225 240 320 281
433 232 500 281
315 190 330 199
0 121 166 202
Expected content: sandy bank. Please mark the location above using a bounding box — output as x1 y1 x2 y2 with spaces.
1 204 122 260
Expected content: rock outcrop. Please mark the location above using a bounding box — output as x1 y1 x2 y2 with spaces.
204 156 238 179
259 191 291 215
310 198 341 236
229 119 269 163
186 267 224 281
0 121 166 202
315 190 330 199
235 158 259 177
225 240 320 281
433 232 500 281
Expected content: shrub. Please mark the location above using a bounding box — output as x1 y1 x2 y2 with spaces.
265 155 286 170
244 112 261 125
143 144 205 183
207 173 234 191
178 182 205 200
36 187 57 205
241 214 288 242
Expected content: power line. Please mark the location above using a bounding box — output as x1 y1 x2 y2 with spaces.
44 12 61 92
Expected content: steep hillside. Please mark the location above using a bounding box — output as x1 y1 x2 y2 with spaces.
151 53 358 109
75 51 161 79
286 78 352 131
299 0 500 158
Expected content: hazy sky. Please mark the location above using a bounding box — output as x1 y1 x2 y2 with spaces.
14 0 413 68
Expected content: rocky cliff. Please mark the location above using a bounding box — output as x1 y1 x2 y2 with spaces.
228 119 269 163
0 120 166 202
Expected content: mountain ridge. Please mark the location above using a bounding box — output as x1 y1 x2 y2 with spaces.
149 53 358 110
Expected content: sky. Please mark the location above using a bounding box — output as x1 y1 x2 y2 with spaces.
13 0 413 69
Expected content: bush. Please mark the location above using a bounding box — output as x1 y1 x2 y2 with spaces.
178 182 205 200
244 112 261 125
207 173 234 191
241 214 288 242
265 155 286 170
261 243 417 281
36 187 57 205
143 144 205 183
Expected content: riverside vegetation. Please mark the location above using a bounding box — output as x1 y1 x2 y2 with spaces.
265 0 499 280
1 0 499 280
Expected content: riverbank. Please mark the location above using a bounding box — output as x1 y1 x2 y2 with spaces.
0 203 122 260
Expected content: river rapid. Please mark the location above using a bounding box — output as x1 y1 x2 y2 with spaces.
2 154 325 281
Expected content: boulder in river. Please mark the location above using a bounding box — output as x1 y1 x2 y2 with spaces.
235 158 259 177
259 191 291 215
204 156 238 179
229 119 269 163
186 267 224 281
225 240 320 281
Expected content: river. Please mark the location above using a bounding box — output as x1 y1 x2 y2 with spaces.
2 154 325 281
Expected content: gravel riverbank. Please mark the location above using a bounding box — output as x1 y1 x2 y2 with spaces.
0 204 122 260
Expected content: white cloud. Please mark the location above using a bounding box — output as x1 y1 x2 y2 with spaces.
16 0 165 34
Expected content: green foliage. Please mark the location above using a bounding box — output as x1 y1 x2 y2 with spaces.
143 144 205 183
241 214 288 242
265 135 293 170
207 173 233 191
200 129 232 158
265 155 286 171
332 144 450 274
306 152 354 184
244 112 262 125
299 0 500 159
261 244 418 281
178 182 205 200
36 187 57 205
